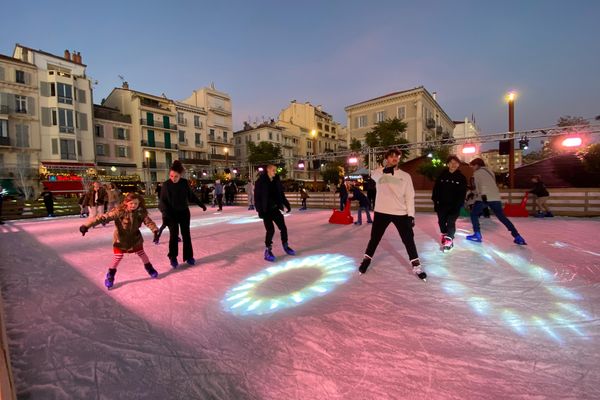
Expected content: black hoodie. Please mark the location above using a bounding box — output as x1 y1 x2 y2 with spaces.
432 169 468 211
254 173 290 215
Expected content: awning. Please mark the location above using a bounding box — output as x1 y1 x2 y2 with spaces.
43 180 84 194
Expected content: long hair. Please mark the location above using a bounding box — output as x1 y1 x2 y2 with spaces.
120 192 146 211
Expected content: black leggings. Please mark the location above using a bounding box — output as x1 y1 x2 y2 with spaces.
167 209 192 260
436 207 460 238
263 209 288 248
364 212 418 261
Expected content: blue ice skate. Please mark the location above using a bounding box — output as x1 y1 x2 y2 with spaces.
466 232 482 242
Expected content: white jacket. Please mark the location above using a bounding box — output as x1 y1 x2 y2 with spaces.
371 166 415 217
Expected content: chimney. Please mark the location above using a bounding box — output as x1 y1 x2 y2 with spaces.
432 91 437 101
77 52 83 64
64 50 71 61
122 81 129 89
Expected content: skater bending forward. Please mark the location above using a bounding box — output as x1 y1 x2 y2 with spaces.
254 164 295 262
358 149 426 280
466 158 526 245
79 192 160 289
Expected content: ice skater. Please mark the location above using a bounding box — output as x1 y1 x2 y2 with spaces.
79 192 160 289
358 149 426 280
466 158 526 245
338 179 348 211
159 160 207 268
529 175 552 217
254 164 295 262
299 186 309 210
349 183 372 225
431 155 467 251
39 186 55 217
245 180 255 210
83 181 108 225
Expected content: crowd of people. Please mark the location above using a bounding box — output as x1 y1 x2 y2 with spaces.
0 154 549 288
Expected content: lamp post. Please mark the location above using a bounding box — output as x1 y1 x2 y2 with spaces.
144 150 150 193
507 92 516 190
311 129 317 186
224 147 229 166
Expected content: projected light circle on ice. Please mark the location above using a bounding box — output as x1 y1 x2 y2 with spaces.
223 254 355 316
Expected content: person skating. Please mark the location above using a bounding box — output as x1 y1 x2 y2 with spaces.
79 193 160 289
40 186 55 217
338 180 348 211
83 181 108 225
245 180 255 210
299 187 309 210
431 155 467 252
529 175 552 217
254 164 295 262
466 158 526 245
159 160 207 268
349 184 372 225
214 180 224 211
358 149 426 280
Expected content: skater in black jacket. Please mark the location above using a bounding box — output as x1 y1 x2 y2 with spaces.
431 155 467 251
159 160 207 268
254 164 295 262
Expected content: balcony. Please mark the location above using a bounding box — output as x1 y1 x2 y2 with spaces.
208 105 231 116
142 161 168 170
140 119 177 131
195 141 205 147
0 137 10 146
140 98 170 111
207 135 233 145
209 154 232 160
0 105 8 115
436 126 443 135
177 118 188 126
194 122 203 129
178 139 189 146
140 140 179 150
426 118 436 129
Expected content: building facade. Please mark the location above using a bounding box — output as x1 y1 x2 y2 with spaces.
0 53 40 198
453 117 481 162
344 86 455 159
480 149 523 174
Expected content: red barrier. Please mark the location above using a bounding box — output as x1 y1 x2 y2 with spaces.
503 192 529 217
328 200 354 225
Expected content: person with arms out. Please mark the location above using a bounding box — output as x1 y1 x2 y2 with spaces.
350 184 372 225
254 164 295 262
466 158 527 245
529 175 552 217
79 193 160 289
159 160 207 268
431 155 467 251
358 149 426 280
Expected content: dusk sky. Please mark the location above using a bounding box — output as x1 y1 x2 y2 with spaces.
3 0 599 138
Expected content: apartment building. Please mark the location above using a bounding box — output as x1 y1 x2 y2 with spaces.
480 149 523 173
345 86 455 159
93 104 136 180
0 53 40 197
174 101 210 175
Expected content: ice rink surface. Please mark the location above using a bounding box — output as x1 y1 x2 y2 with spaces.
1 206 599 399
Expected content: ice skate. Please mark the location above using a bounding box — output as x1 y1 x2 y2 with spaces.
513 235 527 245
144 263 158 278
264 247 275 262
466 232 482 242
105 268 117 289
358 255 372 274
442 236 454 252
411 259 427 281
185 258 196 265
282 243 296 255
169 257 179 268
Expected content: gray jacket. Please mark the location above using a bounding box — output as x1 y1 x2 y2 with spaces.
473 167 501 202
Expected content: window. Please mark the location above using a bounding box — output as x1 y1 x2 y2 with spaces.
276 133 280 141
211 146 217 154
58 108 74 133
357 115 368 128
96 144 106 156
194 115 201 128
15 70 25 84
50 83 56 97
223 131 228 141
60 139 76 160
95 124 104 137
257 133 260 140
116 146 127 157
195 133 202 145
177 112 185 124
57 83 73 104
209 128 215 136
269 131 273 140
179 130 186 143
15 95 27 113
236 137 241 145
0 120 8 144
15 125 29 147
332 127 336 133
376 111 386 123
114 127 126 140
397 106 406 120
317 122 323 129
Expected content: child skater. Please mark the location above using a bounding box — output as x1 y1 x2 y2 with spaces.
79 192 160 289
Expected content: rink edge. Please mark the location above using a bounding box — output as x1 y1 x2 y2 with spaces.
0 287 16 400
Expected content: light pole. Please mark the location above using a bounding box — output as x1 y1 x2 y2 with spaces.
224 147 229 167
507 92 516 190
144 150 150 193
311 129 317 187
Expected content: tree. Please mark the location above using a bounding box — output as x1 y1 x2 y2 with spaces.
320 161 345 185
247 141 283 164
364 118 410 166
350 138 362 152
578 143 600 173
417 146 451 181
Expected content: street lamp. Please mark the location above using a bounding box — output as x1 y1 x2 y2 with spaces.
224 147 229 166
506 91 516 189
144 150 151 193
311 129 317 186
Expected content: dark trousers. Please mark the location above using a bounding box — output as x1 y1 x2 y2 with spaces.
167 209 193 260
263 209 288 248
44 201 54 215
471 200 519 237
367 191 376 209
340 195 348 211
364 212 418 261
216 194 223 210
301 198 307 208
436 207 460 238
